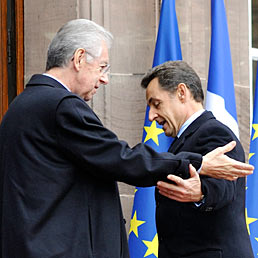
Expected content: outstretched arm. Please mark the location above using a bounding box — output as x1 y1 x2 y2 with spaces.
157 142 247 207
200 141 253 180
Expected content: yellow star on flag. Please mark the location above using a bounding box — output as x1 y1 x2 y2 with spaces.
249 153 255 161
142 233 159 257
252 124 258 141
129 211 145 238
246 208 258 235
144 121 164 146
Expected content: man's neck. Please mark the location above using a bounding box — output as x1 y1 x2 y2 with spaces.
177 103 204 138
184 101 204 121
45 67 73 92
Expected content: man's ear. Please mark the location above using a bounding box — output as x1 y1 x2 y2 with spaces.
72 48 86 71
177 83 187 102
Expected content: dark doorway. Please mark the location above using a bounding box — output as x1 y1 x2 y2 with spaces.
0 0 24 120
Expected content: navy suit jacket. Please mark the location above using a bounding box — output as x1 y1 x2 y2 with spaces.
156 111 254 258
0 74 203 258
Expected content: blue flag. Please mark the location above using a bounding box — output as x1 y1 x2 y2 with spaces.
128 0 182 257
246 65 258 257
205 0 239 137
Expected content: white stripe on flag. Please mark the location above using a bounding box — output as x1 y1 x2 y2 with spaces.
206 91 239 138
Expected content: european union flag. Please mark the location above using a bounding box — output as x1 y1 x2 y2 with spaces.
205 0 239 137
246 65 258 257
128 0 182 257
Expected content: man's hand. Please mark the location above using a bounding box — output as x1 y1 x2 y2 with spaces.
201 141 254 180
157 164 203 202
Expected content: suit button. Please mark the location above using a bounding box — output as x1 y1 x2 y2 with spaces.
156 202 159 207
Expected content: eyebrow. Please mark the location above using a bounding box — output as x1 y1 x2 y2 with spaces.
100 62 109 65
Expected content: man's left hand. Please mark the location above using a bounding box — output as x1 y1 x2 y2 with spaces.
157 164 203 202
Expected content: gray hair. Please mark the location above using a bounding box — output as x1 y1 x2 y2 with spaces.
46 19 113 71
141 61 204 103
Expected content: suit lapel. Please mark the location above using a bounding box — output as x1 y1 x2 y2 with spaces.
168 111 215 154
168 136 184 153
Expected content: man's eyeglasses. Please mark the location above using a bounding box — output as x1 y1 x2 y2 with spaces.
96 63 110 74
86 51 110 75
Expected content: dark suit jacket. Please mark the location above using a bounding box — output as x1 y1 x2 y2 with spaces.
0 74 202 258
156 111 254 258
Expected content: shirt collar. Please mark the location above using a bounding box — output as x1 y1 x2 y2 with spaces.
177 109 205 138
43 73 71 92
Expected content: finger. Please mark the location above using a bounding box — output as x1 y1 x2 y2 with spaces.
166 174 183 186
158 190 176 200
189 164 199 178
158 190 191 202
224 155 254 171
227 157 254 176
218 175 238 181
158 188 174 197
157 182 189 199
232 160 254 172
231 169 253 176
219 141 236 154
157 181 177 191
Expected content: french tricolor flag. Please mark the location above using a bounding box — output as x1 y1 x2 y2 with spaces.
205 0 239 138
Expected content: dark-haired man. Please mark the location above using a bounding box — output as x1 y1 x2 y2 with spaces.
141 60 254 258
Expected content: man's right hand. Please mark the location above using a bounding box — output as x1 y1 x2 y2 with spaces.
200 141 254 180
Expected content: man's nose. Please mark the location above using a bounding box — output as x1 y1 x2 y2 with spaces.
148 108 157 122
100 72 109 85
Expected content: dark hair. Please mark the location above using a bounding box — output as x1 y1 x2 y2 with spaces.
141 61 204 103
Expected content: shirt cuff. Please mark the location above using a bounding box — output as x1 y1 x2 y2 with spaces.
194 195 205 207
197 162 203 174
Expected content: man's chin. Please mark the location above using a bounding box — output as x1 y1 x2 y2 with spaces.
163 129 174 138
84 96 92 101
163 130 171 137
84 92 96 101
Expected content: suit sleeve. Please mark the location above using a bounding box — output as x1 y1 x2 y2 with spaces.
194 122 244 212
55 96 202 186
